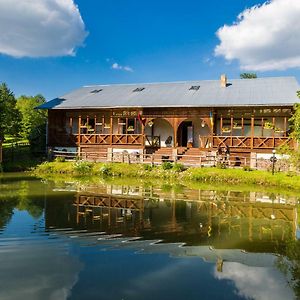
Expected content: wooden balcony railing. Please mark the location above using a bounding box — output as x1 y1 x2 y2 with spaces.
200 135 294 150
78 134 143 146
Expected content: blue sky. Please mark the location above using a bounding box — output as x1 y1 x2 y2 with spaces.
0 0 299 100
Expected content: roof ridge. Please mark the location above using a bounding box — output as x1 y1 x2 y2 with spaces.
83 76 297 88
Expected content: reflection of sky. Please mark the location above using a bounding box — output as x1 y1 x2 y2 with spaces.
0 207 296 300
214 262 294 300
0 210 82 300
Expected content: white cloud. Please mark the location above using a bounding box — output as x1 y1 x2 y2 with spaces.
214 262 294 300
0 0 88 58
215 0 300 71
111 62 133 72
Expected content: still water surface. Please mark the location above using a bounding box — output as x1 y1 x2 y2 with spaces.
0 173 299 300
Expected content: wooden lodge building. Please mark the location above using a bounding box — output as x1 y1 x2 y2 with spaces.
40 75 300 165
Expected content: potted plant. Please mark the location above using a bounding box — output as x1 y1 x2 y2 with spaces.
263 121 274 129
127 126 134 132
233 122 242 129
222 127 231 133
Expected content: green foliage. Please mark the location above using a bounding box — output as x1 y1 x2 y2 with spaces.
240 73 257 79
161 161 173 170
243 166 253 171
54 156 65 162
143 164 154 171
216 162 227 169
173 163 185 172
16 94 47 139
29 124 46 154
73 161 92 175
99 164 112 176
290 102 300 142
0 83 21 139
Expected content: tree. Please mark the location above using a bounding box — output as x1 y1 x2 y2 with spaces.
290 101 300 142
16 94 47 139
240 73 257 79
0 83 21 140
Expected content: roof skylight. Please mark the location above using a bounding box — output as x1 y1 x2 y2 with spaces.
189 85 200 91
90 89 103 93
133 87 145 92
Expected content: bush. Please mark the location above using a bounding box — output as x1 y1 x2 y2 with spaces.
143 164 154 171
173 163 185 172
216 162 227 169
54 156 65 162
243 166 253 172
73 161 92 175
99 164 112 176
161 161 173 170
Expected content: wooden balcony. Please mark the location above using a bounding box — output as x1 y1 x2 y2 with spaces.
201 135 294 150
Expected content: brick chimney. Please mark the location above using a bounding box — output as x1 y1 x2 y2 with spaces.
220 74 227 88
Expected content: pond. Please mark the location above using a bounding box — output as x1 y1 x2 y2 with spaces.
0 173 299 300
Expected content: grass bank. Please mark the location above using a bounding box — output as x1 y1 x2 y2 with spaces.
33 160 300 191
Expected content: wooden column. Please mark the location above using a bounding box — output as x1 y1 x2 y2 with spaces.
69 116 73 135
173 118 178 148
230 115 233 146
251 114 254 149
241 115 244 136
284 117 287 137
220 115 223 136
110 114 113 145
78 115 81 146
141 119 145 147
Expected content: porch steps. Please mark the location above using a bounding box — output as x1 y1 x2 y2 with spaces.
177 148 209 166
80 146 108 162
146 148 174 163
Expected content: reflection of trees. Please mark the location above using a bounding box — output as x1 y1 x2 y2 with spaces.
15 181 44 219
276 238 300 298
0 200 18 229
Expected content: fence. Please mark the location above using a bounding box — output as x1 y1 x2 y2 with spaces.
51 149 255 168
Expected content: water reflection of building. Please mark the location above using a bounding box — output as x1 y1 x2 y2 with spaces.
45 185 298 253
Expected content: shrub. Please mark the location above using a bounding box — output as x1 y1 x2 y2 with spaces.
99 164 112 176
216 162 227 169
161 161 173 170
54 156 65 162
173 163 185 172
73 161 92 175
143 164 153 171
243 166 253 172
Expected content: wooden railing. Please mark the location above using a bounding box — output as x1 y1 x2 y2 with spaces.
78 134 143 146
79 134 111 145
145 135 160 148
200 135 294 150
112 134 143 145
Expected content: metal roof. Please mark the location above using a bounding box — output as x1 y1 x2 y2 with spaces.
39 76 300 110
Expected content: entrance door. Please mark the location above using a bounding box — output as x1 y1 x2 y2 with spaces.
178 121 193 147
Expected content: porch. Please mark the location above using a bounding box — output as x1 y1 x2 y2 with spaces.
47 107 294 153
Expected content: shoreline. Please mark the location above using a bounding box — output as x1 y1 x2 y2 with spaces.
32 161 300 192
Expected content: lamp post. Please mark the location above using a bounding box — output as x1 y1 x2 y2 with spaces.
270 149 277 175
